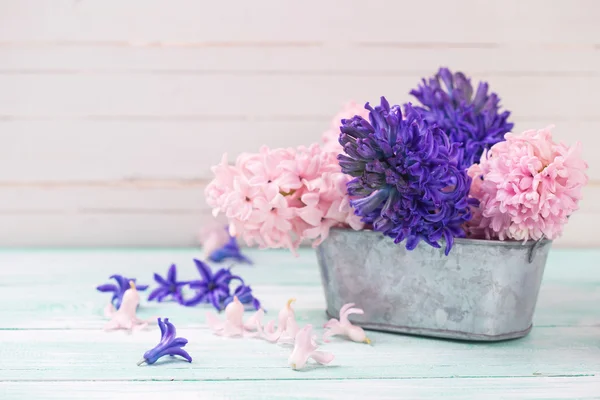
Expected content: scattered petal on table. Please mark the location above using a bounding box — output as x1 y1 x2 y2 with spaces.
138 318 192 366
206 296 264 337
260 298 297 343
323 303 371 344
148 264 188 304
97 274 149 310
104 282 151 332
289 325 334 370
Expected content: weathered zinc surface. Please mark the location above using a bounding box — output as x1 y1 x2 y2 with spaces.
317 230 552 340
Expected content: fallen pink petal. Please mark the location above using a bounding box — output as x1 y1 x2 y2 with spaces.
206 296 265 337
288 324 335 370
104 281 151 332
258 298 297 343
323 303 371 344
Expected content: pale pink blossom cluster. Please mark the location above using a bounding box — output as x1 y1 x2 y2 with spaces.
465 126 588 241
205 105 365 252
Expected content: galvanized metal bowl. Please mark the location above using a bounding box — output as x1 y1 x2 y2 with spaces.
316 228 552 341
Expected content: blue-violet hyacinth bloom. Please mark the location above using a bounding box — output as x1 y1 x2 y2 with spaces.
209 228 253 265
96 274 149 309
183 259 242 310
137 318 191 366
410 67 514 170
223 284 262 311
338 97 473 255
148 264 188 304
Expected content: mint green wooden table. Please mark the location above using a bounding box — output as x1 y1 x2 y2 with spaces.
0 248 599 399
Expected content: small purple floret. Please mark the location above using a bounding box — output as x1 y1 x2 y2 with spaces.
139 318 191 366
338 97 473 255
410 67 514 169
148 264 188 304
223 284 262 311
183 259 242 311
96 274 148 309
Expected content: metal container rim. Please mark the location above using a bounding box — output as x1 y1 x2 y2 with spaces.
329 227 552 248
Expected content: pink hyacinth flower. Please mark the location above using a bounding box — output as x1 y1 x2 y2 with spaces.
295 149 364 245
205 131 364 254
255 315 300 345
204 153 240 218
277 316 301 345
258 298 298 343
239 146 301 194
206 296 264 337
104 282 151 332
323 303 371 344
280 143 325 183
465 126 588 241
288 325 335 370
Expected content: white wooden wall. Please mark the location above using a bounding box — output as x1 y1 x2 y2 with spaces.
0 0 598 247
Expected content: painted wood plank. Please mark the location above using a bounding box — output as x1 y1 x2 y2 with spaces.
0 185 208 211
0 74 596 119
0 0 598 44
0 248 313 281
3 377 600 400
0 119 597 181
0 213 210 246
0 119 328 181
0 326 599 381
1 45 599 75
0 248 597 329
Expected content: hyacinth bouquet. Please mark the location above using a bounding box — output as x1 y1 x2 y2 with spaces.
207 67 588 256
205 67 589 341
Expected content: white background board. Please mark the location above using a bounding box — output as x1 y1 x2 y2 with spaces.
0 0 598 246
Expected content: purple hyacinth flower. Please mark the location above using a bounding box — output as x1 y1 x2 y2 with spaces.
223 284 262 311
338 97 474 255
209 229 253 265
410 67 514 170
183 259 242 311
148 264 188 304
96 274 149 309
137 318 191 366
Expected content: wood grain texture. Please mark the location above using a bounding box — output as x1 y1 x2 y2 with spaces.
3 378 600 400
1 0 598 43
0 248 598 398
0 213 211 246
1 327 599 381
2 45 599 74
0 185 207 211
1 74 597 118
0 119 329 181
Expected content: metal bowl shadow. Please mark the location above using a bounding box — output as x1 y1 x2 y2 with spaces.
316 228 551 341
